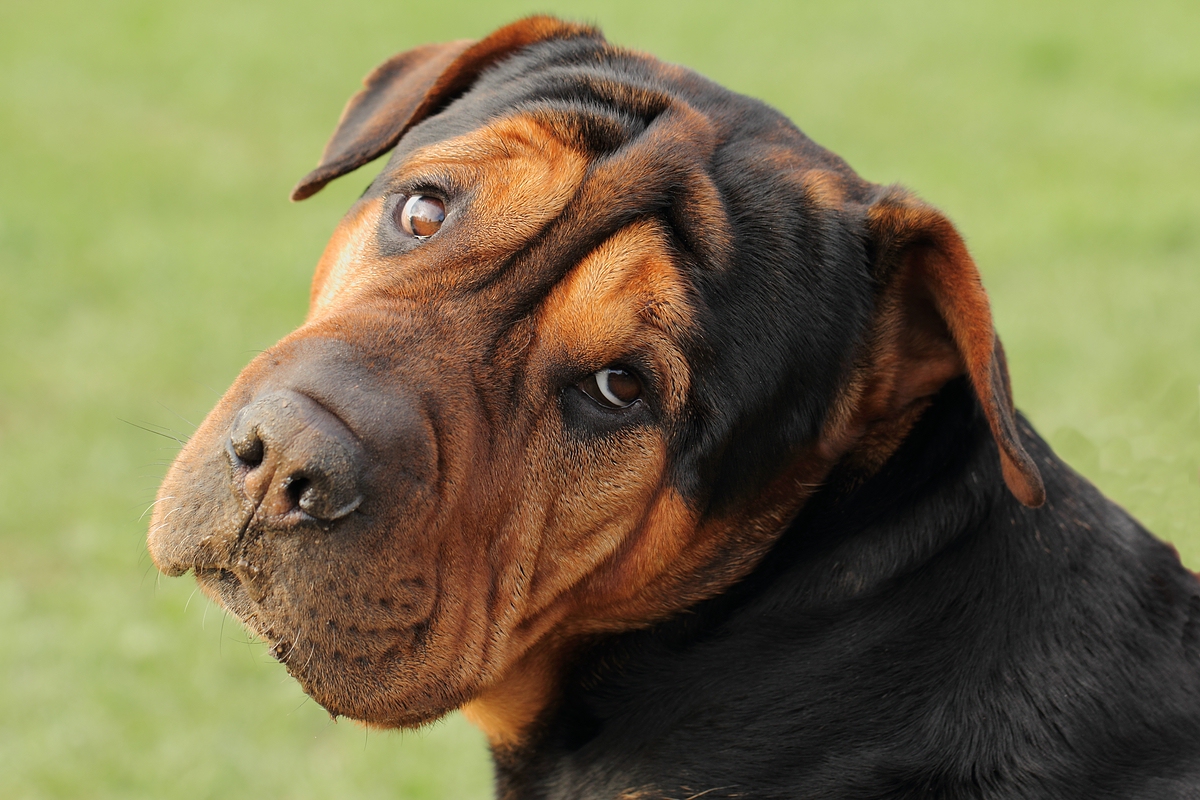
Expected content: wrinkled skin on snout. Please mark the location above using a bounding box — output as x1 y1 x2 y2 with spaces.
149 17 1042 744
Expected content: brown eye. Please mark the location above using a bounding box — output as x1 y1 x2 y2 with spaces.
396 194 445 239
578 367 642 409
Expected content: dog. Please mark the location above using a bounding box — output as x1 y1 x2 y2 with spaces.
148 16 1200 798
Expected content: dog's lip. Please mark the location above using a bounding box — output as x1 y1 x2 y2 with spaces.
151 524 250 578
195 567 276 639
196 566 304 664
195 566 250 614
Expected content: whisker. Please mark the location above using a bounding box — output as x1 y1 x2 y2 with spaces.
119 417 187 446
157 402 199 431
301 641 318 674
138 496 173 522
137 419 188 434
290 692 314 715
184 585 200 614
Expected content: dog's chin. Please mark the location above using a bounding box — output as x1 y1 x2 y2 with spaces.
194 567 284 651
192 567 459 728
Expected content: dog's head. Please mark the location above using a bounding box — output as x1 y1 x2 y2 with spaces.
149 17 1043 744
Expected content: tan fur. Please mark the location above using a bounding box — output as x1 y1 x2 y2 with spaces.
801 168 847 209
309 115 588 319
535 220 694 413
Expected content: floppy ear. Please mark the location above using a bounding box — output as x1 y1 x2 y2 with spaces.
863 187 1045 507
291 16 599 201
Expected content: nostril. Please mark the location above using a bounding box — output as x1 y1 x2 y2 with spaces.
284 474 310 509
230 428 265 468
226 390 366 523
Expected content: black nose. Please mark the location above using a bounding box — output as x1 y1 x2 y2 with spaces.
227 390 365 522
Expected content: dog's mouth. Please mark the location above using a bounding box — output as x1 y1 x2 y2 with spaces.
188 549 456 727
193 564 364 718
194 567 296 663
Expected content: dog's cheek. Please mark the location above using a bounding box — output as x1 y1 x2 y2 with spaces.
523 424 680 637
571 485 700 624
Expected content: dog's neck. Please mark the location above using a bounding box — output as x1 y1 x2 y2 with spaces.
742 375 993 608
491 379 1006 781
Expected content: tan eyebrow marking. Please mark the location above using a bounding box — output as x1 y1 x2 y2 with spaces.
307 114 590 317
534 219 696 414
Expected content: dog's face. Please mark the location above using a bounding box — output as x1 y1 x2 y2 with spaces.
149 17 1042 742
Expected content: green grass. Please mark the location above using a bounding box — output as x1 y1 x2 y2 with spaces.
1 1 1197 797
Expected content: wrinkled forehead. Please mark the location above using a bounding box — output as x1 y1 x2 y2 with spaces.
307 110 709 392
308 114 586 313
311 71 735 324
386 43 682 166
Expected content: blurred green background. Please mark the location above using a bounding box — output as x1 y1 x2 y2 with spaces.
1 0 1196 797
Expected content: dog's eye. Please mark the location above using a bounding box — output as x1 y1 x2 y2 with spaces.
395 194 445 239
578 367 642 409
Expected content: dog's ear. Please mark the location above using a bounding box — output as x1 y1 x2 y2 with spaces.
863 187 1045 507
291 16 599 201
